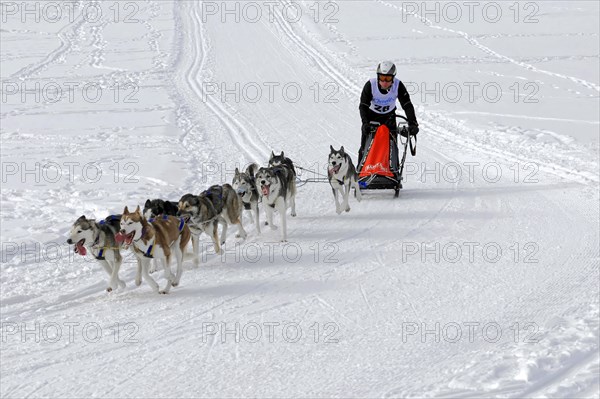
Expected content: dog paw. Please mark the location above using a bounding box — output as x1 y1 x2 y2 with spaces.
106 287 113 293
159 290 169 295
264 221 269 226
345 207 351 212
135 279 142 287
291 212 297 217
336 209 342 215
171 281 179 287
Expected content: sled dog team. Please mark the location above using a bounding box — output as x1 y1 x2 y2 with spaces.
68 148 361 294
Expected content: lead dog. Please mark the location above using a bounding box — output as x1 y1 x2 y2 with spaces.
67 214 125 292
117 206 190 294
328 145 362 214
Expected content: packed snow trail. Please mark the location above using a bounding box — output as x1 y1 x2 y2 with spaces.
1 1 598 397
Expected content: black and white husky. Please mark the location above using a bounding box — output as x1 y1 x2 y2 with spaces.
178 184 246 258
143 199 179 219
142 199 180 273
269 151 297 176
232 163 261 234
328 145 362 214
255 164 296 242
268 151 297 217
67 214 126 292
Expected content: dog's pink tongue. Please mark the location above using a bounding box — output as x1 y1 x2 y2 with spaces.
115 232 126 244
261 186 269 196
75 243 86 256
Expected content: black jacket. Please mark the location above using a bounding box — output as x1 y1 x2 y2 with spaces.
359 80 418 127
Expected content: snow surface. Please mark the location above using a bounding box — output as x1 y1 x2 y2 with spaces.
1 0 599 397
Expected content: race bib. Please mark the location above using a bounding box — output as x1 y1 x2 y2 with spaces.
369 78 399 114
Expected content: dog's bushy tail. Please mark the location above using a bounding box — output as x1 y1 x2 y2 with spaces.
246 163 260 177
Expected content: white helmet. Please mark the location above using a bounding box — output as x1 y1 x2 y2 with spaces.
377 61 396 76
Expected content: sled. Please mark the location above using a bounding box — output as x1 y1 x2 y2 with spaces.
357 114 417 198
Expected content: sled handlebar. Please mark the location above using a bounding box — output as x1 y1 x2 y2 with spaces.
368 113 409 129
394 114 409 124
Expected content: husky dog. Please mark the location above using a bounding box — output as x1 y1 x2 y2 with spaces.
142 199 181 273
143 199 179 219
232 163 260 234
201 184 247 241
178 184 246 258
178 192 222 259
268 151 297 217
255 166 296 241
67 214 125 292
328 145 362 214
117 206 191 294
269 151 297 176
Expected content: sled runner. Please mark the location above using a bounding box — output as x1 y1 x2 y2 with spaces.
357 114 417 198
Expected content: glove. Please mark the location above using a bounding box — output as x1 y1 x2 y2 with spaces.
408 125 419 136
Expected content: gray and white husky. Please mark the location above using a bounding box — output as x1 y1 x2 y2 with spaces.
178 184 246 258
328 145 362 214
255 165 296 242
232 163 261 234
67 214 126 292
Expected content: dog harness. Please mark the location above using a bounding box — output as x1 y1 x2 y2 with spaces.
141 217 186 258
90 232 105 260
92 216 121 260
202 189 223 199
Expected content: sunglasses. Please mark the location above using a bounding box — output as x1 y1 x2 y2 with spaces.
378 75 393 83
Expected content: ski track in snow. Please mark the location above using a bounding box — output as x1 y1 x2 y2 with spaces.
175 2 270 164
377 0 600 93
1 0 598 397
